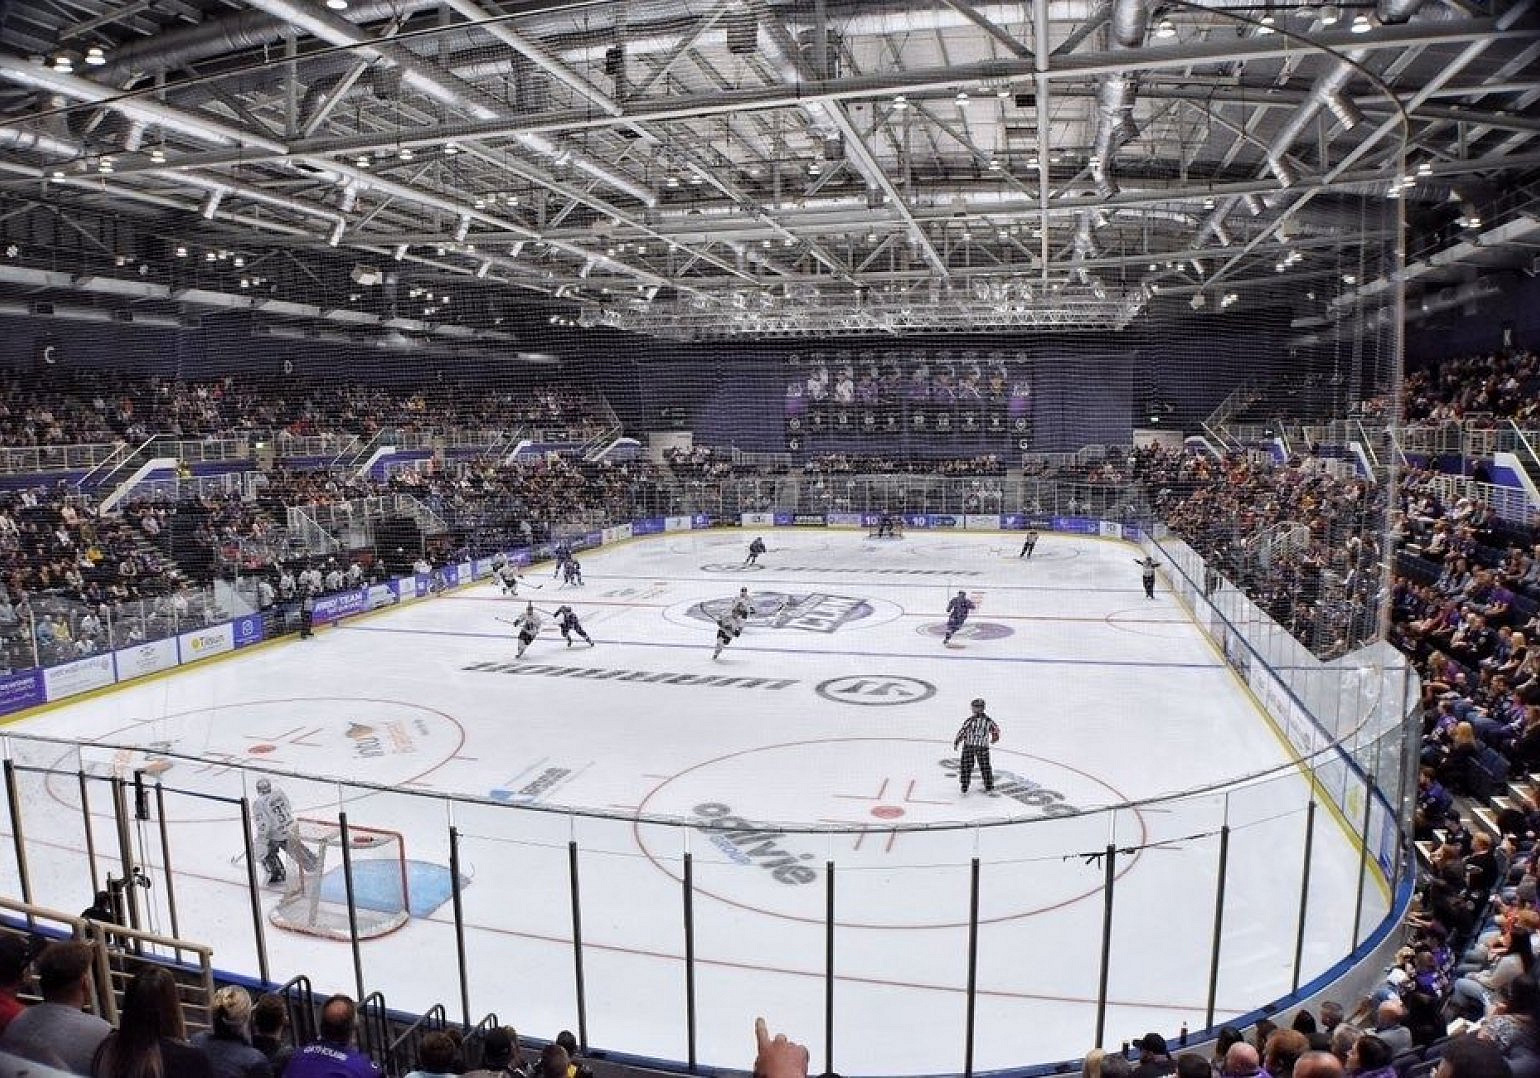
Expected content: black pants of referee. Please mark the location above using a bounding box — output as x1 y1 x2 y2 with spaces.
959 745 994 793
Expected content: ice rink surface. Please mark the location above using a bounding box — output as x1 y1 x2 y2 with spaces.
1 529 1381 1075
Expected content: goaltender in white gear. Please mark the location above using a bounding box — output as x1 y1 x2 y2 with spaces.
253 778 318 885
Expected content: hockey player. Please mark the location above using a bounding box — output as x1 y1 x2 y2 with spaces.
942 590 976 645
712 610 745 660
743 537 767 567
495 561 522 596
552 541 572 578
253 777 318 885
1135 555 1161 599
553 605 593 647
731 587 756 621
562 558 584 587
877 513 900 538
1019 528 1040 559
513 603 542 659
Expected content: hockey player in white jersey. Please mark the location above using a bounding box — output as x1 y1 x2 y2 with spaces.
513 603 543 658
252 778 318 885
731 587 755 621
712 610 745 660
495 561 523 596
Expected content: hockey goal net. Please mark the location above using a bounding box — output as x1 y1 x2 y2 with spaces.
267 818 410 940
867 515 905 539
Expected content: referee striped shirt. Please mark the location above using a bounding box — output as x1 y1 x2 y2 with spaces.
955 713 1000 747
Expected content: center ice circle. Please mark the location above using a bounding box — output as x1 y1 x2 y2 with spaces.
633 737 1144 928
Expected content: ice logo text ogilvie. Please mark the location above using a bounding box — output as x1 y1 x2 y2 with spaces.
691 802 817 885
937 760 1085 817
687 591 874 635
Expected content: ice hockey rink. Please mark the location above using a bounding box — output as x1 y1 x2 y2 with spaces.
0 529 1381 1075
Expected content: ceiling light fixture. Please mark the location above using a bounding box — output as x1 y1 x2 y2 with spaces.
325 0 348 9
443 143 459 155
1350 12 1372 31
955 90 969 107
892 94 909 111
1258 12 1276 33
1155 17 1176 37
84 46 106 66
51 54 73 73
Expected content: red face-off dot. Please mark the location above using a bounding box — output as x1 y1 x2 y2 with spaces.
870 805 905 819
246 744 277 755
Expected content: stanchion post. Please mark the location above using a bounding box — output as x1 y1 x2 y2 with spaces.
338 813 366 1004
448 824 470 1030
1205 824 1231 1029
3 759 32 913
78 769 99 895
153 783 180 944
569 839 588 1050
1293 801 1317 992
683 851 697 1073
825 860 836 1078
965 855 981 1078
1094 843 1117 1048
237 797 270 985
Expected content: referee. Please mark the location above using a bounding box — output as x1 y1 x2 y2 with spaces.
953 698 1001 794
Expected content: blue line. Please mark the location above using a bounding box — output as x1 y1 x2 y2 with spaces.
340 623 1223 669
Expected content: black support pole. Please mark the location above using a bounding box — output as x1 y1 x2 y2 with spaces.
569 839 588 1050
3 760 31 913
965 855 981 1078
1205 824 1231 1030
1094 843 1117 1049
1293 801 1318 993
448 825 470 1030
237 797 270 985
683 851 697 1073
153 783 180 943
825 860 836 1078
78 769 99 895
339 813 366 1004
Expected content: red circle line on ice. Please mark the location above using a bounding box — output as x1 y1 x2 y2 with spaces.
41 697 467 825
632 737 1147 929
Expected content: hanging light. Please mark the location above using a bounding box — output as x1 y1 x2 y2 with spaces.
1155 17 1176 37
149 147 166 164
325 0 348 9
892 94 909 111
84 46 106 66
51 53 74 73
1350 12 1372 31
1257 12 1276 33
955 90 970 107
443 143 459 156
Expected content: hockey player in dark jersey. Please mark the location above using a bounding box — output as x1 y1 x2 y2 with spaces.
942 590 976 645
553 605 593 647
743 537 767 567
562 558 585 587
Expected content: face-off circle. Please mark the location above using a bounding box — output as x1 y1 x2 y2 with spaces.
44 697 465 821
634 737 1143 928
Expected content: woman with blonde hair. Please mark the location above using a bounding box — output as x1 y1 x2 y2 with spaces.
191 985 271 1078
